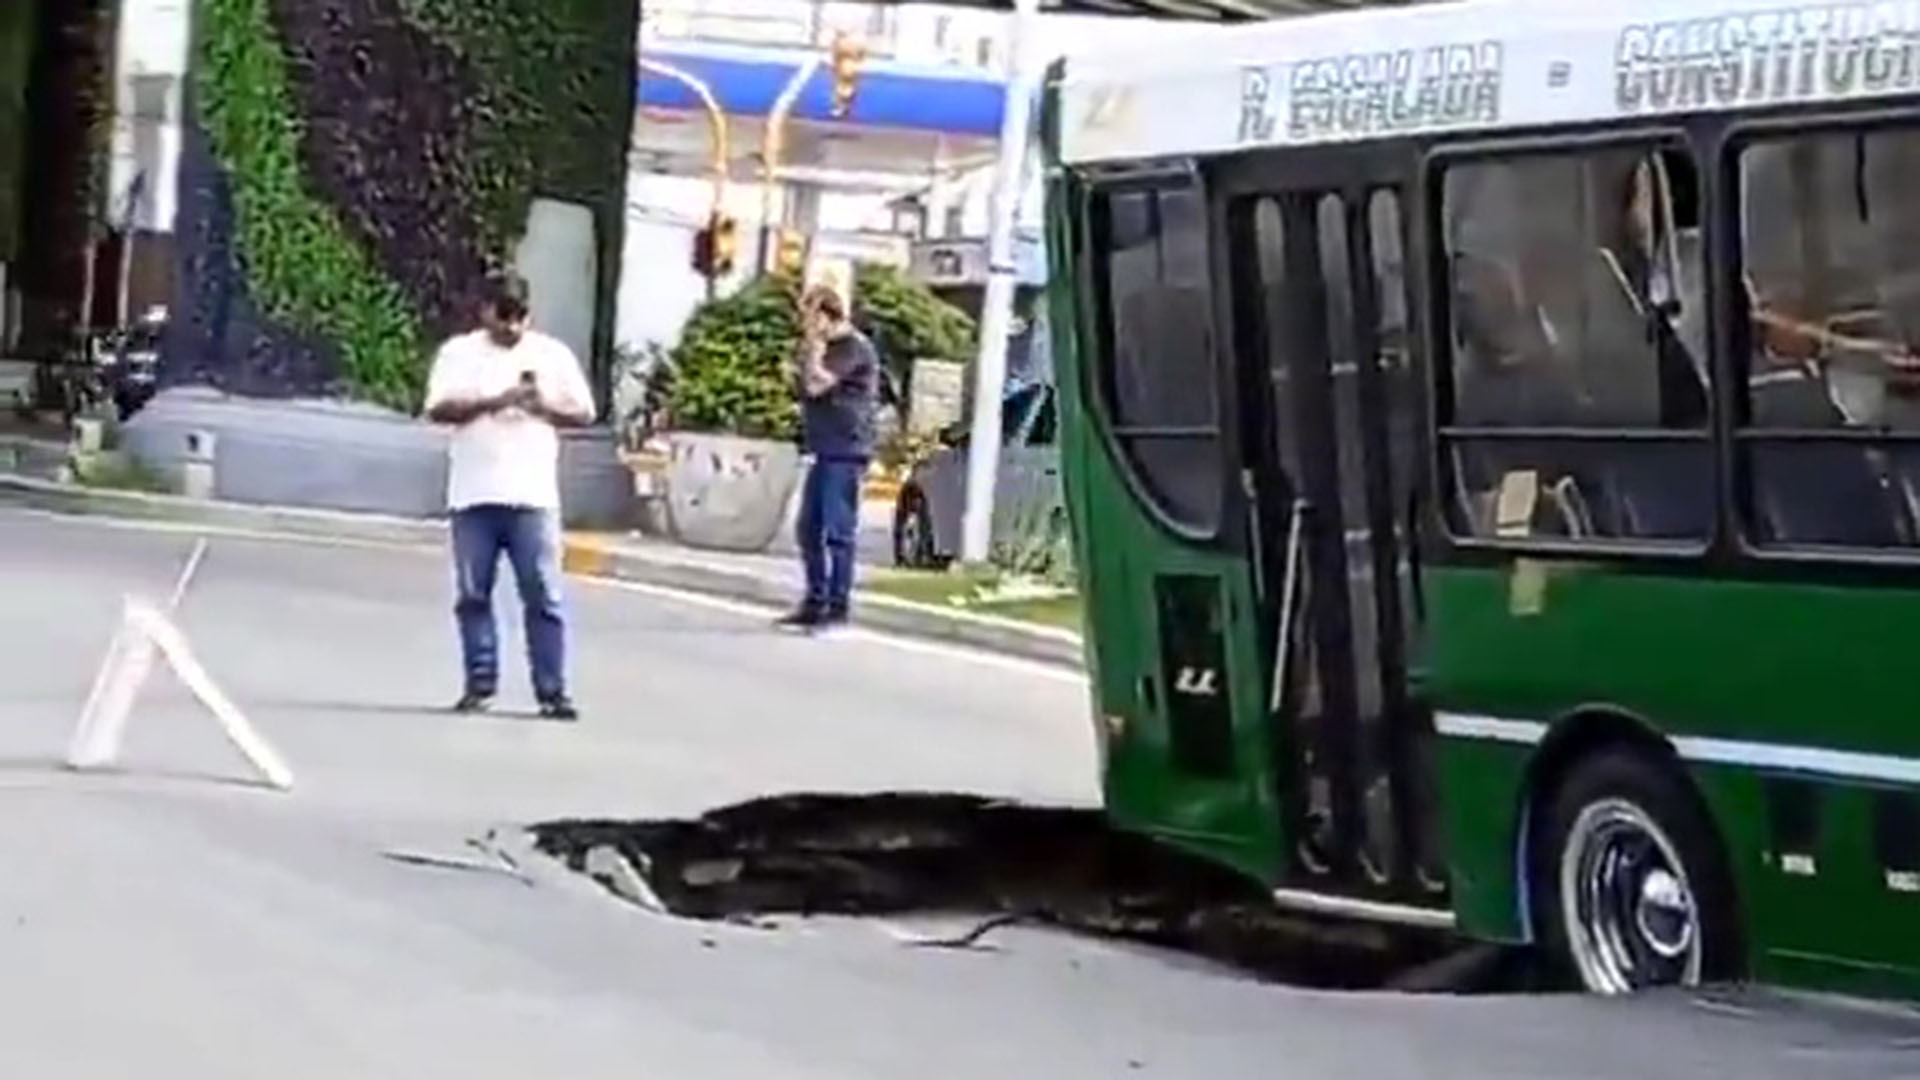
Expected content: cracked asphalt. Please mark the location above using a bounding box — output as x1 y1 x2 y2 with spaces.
1 507 1916 1078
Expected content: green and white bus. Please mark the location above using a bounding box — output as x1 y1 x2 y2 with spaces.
1041 0 1920 1000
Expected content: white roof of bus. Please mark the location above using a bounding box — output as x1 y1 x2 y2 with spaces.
1056 0 1920 163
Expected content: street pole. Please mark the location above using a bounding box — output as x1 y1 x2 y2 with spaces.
638 59 731 216
760 55 824 273
958 0 1041 566
639 59 731 299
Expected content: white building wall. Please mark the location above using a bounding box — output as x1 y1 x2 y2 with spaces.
109 0 191 232
623 0 1228 353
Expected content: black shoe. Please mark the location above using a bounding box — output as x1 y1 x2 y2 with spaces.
774 606 824 631
452 690 494 714
537 696 579 721
815 606 850 630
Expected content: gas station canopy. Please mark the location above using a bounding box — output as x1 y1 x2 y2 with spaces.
938 0 1416 21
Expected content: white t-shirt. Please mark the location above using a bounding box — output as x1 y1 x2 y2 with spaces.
423 328 597 512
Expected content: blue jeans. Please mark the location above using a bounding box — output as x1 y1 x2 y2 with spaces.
796 456 864 614
451 505 568 700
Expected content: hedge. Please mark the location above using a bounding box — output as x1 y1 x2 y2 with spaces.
0 0 34 264
187 0 637 409
194 0 427 408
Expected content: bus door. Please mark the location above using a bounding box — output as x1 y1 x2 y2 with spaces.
1224 153 1446 909
1066 168 1285 879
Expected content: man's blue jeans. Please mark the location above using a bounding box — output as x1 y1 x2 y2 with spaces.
796 456 864 615
451 504 567 700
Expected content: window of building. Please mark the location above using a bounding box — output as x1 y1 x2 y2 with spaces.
1435 142 1712 546
1089 179 1223 533
1736 126 1920 550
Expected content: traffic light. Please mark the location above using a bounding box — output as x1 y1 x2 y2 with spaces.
774 228 807 278
829 32 864 118
711 214 737 273
691 213 737 278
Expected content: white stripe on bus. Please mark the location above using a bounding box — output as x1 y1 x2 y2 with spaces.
1433 712 1920 786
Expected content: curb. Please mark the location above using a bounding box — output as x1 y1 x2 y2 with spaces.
0 473 449 547
1 474 1086 672
560 534 1086 671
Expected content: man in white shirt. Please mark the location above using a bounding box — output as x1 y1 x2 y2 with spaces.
422 271 596 720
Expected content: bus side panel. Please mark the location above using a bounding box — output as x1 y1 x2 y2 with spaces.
1055 333 1284 879
1043 174 1285 883
1433 733 1530 944
1425 561 1920 991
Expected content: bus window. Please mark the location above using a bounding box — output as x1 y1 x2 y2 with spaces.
1090 181 1223 533
1368 189 1417 522
1435 144 1713 546
1737 128 1920 550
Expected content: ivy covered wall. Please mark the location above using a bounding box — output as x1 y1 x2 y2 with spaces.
9 0 117 351
165 0 639 410
0 0 34 267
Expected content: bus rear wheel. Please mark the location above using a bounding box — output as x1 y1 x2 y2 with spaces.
1533 750 1738 995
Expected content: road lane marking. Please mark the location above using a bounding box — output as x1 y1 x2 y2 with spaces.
578 575 1089 687
7 508 1089 688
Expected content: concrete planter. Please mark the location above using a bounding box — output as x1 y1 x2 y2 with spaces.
122 386 638 528
557 427 640 530
663 431 802 553
122 387 449 518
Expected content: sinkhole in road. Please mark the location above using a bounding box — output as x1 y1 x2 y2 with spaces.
530 793 1546 994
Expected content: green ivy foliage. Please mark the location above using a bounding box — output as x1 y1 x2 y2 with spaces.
0 0 35 263
194 0 424 408
852 262 978 386
663 275 803 442
394 0 635 354
190 0 634 408
663 266 978 441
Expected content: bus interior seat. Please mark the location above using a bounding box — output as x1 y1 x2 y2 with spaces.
1449 446 1594 539
1857 133 1920 526
1537 237 1710 541
1747 369 1910 546
1739 138 1913 547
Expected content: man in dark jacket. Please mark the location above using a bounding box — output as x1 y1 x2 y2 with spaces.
778 283 880 631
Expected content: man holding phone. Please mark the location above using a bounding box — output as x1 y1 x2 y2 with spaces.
423 270 595 719
777 283 880 631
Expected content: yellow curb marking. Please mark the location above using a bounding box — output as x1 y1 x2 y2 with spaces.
560 534 614 576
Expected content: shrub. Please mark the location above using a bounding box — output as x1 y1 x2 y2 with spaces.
851 262 976 392
662 275 801 441
662 266 977 445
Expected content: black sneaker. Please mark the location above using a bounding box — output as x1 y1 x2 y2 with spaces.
774 606 824 631
815 606 850 630
452 690 494 714
537 696 580 721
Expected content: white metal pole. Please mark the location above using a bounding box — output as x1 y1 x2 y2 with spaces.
760 55 824 272
638 59 731 215
958 0 1041 566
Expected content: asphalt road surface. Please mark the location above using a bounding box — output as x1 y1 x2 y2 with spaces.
2 508 1917 1079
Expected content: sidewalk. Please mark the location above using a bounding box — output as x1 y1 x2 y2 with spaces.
0 469 1085 671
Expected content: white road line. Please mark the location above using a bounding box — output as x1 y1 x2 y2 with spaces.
579 574 1090 686
7 508 1089 687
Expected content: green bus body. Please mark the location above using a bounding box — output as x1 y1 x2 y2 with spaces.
1039 11 1920 999
1431 567 1920 997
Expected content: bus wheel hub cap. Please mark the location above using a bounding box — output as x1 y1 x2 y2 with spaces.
1563 799 1702 993
1634 868 1695 960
